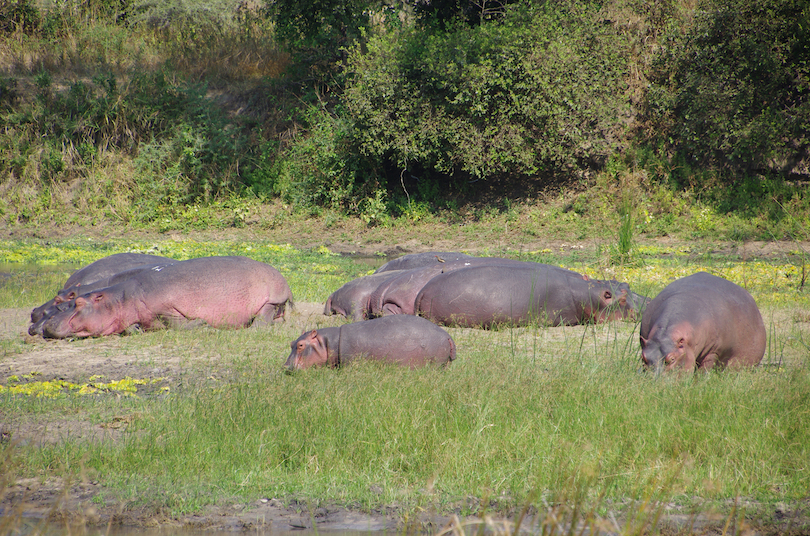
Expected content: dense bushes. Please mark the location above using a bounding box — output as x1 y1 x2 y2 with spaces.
0 0 808 226
645 0 810 179
343 2 631 181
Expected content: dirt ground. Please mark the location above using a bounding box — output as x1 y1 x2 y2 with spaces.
2 231 810 534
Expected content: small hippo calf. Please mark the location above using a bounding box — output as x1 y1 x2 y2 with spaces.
285 315 456 369
640 272 766 372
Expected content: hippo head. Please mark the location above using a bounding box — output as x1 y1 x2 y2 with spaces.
285 329 334 370
640 323 696 373
629 291 651 316
54 286 81 305
584 280 635 323
41 291 116 338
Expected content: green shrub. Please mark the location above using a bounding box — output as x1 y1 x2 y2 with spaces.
343 1 631 183
0 0 40 34
646 0 810 177
261 104 382 212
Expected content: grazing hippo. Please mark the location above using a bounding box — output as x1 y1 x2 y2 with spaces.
415 264 639 328
39 256 292 338
640 272 766 372
323 270 409 320
31 253 175 323
29 262 177 336
285 315 456 369
374 251 473 273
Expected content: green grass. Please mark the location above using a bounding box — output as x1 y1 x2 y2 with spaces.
1 239 809 529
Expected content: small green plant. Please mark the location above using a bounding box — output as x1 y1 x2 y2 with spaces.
359 190 389 226
611 194 635 265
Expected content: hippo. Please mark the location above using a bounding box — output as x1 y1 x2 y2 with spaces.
367 257 543 317
374 251 473 273
415 264 640 328
323 270 409 320
63 253 174 288
39 256 292 338
367 265 449 317
31 253 175 323
29 262 177 336
640 272 766 372
285 315 456 369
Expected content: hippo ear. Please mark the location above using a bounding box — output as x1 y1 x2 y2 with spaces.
308 330 319 340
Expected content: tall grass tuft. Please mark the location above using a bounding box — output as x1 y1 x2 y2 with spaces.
612 193 635 265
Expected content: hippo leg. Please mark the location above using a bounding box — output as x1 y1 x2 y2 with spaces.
250 302 288 326
697 353 721 371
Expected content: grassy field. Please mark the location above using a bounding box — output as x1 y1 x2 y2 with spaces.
0 234 808 534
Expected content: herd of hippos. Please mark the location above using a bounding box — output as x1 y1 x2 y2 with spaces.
27 251 767 374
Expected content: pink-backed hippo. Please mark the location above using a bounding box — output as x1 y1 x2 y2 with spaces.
415 264 642 328
640 272 766 372
374 251 473 273
285 315 456 369
39 256 292 338
30 253 176 324
29 262 177 336
323 270 409 320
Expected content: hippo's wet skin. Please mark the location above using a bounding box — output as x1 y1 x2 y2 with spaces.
374 251 473 273
323 270 409 320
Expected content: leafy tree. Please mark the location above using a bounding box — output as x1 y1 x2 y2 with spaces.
647 0 810 177
343 1 631 183
265 0 376 56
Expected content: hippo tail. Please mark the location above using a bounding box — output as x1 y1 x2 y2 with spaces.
322 296 332 315
447 336 457 364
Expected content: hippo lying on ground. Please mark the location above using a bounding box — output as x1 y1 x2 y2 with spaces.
374 251 473 273
367 257 541 318
39 256 292 338
285 315 456 369
415 263 643 328
323 270 409 320
640 272 766 372
31 253 175 324
29 262 177 336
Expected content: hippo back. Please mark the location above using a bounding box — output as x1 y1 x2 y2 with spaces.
374 252 473 273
